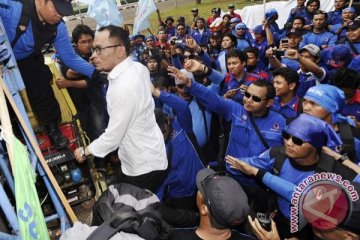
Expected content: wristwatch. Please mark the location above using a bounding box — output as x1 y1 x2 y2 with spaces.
337 155 349 163
80 147 90 158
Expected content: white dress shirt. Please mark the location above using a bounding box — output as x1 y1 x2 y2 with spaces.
89 57 168 176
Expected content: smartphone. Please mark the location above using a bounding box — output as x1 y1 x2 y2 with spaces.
256 212 271 231
281 38 288 44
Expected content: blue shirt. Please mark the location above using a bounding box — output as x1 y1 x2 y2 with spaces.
190 28 211 46
300 31 337 49
188 81 286 186
271 96 300 119
0 0 95 78
327 9 343 25
296 69 327 97
156 92 204 199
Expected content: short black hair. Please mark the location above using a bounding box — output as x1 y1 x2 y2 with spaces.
222 33 237 48
72 24 94 44
312 9 327 20
330 68 360 89
251 79 276 99
227 49 248 63
272 67 299 91
306 0 320 8
244 47 259 59
292 16 306 25
97 25 130 56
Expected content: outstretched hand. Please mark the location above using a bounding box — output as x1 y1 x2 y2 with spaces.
225 155 258 176
167 66 192 87
248 216 280 240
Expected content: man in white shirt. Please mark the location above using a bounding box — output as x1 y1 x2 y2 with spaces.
74 25 168 192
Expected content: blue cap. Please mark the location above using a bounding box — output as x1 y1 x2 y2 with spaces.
330 44 352 68
230 17 241 23
265 8 278 21
285 114 342 149
304 84 345 114
253 25 265 35
342 7 356 14
133 33 145 40
304 84 354 125
236 23 248 30
145 35 155 41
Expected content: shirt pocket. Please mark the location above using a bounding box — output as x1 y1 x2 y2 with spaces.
261 131 283 147
230 117 250 146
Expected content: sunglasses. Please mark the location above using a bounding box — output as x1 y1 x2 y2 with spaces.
244 91 266 103
282 131 305 146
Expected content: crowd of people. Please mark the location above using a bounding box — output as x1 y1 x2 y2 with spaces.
1 0 360 239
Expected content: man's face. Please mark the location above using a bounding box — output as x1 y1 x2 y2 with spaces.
292 19 305 29
36 0 63 25
287 34 302 49
227 56 245 77
273 75 294 97
145 38 154 47
236 28 246 37
176 25 186 36
243 84 272 116
334 0 346 10
147 59 159 72
246 52 257 67
346 27 360 42
90 30 123 72
228 7 235 13
307 2 319 13
134 36 144 45
192 11 198 17
157 31 167 40
76 34 93 55
312 13 327 30
302 98 331 121
342 11 355 22
196 20 204 29
284 134 316 160
299 50 317 71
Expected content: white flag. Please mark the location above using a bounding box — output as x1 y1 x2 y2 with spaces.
133 0 157 34
78 0 124 28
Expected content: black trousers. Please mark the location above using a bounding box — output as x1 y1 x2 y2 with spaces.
116 168 168 194
17 54 61 124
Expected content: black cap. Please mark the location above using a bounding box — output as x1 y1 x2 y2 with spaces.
165 16 174 23
196 169 249 226
286 28 303 37
345 20 360 30
52 0 73 16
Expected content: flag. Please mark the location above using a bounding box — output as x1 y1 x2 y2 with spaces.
13 136 50 240
133 0 157 34
78 0 124 28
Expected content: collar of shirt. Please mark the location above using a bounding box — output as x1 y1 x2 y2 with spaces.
274 95 298 109
108 56 132 81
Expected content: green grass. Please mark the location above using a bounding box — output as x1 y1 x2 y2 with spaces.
145 0 269 35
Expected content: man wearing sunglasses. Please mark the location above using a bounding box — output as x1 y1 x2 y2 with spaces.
226 113 358 239
169 63 286 213
74 26 168 193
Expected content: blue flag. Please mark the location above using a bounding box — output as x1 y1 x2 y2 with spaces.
133 0 157 34
78 0 124 28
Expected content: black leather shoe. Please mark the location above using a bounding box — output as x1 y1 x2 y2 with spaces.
45 123 68 149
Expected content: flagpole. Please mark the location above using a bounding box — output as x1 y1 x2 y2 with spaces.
349 0 353 7
263 0 266 17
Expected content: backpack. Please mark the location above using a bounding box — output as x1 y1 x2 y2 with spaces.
89 183 172 240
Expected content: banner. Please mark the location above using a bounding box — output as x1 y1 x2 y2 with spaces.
78 0 124 28
13 136 50 240
133 0 157 34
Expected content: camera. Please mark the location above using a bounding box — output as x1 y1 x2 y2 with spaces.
281 38 288 44
256 212 271 231
274 49 286 58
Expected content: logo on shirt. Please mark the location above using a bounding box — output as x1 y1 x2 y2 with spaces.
241 114 248 121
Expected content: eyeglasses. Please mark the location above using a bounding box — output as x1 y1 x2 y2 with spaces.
91 44 122 55
244 91 267 103
177 28 185 30
282 131 305 146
